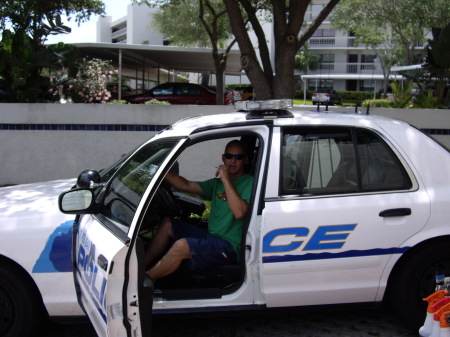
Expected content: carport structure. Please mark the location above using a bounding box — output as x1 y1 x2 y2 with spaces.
73 42 243 100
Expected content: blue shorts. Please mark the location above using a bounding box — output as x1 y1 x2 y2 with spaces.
172 219 237 270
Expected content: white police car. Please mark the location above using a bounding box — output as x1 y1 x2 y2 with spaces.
2 100 450 337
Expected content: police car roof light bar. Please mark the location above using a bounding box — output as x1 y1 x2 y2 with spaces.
234 99 293 111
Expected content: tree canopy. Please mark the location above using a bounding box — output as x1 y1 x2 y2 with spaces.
0 0 105 102
0 0 105 44
330 0 450 65
150 0 232 48
425 21 450 105
144 0 236 104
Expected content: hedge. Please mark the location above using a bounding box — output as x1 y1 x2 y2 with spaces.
228 86 376 102
293 90 373 101
361 99 393 108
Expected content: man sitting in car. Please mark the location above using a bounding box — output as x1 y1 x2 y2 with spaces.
144 140 253 280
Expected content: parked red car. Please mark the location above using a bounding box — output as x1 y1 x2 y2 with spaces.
126 82 217 105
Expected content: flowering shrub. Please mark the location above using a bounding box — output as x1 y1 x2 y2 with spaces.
73 58 118 103
49 58 118 103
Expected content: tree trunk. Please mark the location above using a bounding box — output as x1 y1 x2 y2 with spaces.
213 51 226 105
224 0 342 100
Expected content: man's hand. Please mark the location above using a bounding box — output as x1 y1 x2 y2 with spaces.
216 165 248 220
215 164 230 183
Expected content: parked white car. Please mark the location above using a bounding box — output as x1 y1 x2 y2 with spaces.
2 100 450 337
311 89 342 105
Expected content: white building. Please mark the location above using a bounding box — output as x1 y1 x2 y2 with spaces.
97 4 163 45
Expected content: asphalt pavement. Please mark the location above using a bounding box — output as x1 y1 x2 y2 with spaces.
40 306 419 337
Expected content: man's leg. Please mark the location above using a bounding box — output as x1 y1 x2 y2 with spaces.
148 238 191 280
144 217 173 268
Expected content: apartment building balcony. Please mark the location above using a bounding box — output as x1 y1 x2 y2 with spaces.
306 62 382 75
307 36 366 49
306 36 427 50
112 27 127 39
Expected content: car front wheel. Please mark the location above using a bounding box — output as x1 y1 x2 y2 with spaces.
0 263 46 337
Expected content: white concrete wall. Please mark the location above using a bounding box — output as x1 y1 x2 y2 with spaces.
0 104 233 185
0 103 448 185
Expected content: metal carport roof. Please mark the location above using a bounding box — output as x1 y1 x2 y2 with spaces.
72 42 243 75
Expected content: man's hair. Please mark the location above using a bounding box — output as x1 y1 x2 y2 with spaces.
225 139 246 155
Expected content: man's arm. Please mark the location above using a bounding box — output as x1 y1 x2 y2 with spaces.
164 171 204 196
216 165 249 220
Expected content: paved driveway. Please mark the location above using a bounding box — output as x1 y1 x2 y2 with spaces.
40 306 418 337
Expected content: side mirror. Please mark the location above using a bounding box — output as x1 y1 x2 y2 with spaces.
59 188 96 214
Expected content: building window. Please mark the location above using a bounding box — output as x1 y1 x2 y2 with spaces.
320 54 334 63
361 55 376 63
317 54 334 71
360 80 375 92
308 80 334 91
312 29 336 37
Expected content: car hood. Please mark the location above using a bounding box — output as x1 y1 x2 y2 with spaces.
0 179 78 272
0 179 76 220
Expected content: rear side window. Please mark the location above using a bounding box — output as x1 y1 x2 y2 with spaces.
176 84 201 96
281 127 412 196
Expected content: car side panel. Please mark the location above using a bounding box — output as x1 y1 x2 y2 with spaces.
261 192 430 307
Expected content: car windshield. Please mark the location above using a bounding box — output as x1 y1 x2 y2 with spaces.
100 139 180 230
99 148 139 183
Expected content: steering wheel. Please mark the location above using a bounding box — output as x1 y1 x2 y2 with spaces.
152 181 182 217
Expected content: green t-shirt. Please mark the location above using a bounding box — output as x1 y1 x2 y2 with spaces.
197 174 253 254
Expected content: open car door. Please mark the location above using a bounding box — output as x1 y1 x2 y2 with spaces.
60 138 185 337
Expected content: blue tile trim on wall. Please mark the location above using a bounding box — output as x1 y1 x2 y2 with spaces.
1 124 449 135
422 129 450 135
0 124 169 131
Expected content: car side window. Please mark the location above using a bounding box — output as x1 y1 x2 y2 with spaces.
355 129 412 192
153 84 174 96
281 127 412 196
176 84 201 96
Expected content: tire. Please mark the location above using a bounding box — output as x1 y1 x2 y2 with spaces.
387 239 450 331
0 263 46 337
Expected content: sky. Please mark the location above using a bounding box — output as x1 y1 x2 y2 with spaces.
46 0 129 44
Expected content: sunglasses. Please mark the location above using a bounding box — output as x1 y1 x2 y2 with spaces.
223 153 245 160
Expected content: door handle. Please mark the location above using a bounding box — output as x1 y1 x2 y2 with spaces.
97 254 109 271
379 208 412 217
